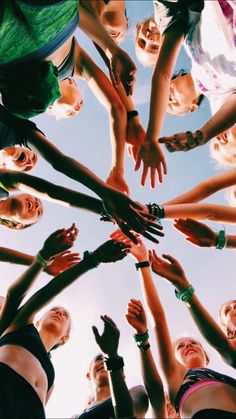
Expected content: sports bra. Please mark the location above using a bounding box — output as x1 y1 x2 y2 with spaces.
175 367 236 413
0 324 55 391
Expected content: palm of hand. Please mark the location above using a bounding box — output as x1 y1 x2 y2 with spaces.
152 260 185 283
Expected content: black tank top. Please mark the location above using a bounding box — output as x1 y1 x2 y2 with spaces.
0 324 55 390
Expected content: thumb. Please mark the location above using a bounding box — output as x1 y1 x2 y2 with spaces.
92 326 100 344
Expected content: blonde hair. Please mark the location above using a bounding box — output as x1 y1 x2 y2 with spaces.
0 218 33 230
218 300 236 339
209 138 236 167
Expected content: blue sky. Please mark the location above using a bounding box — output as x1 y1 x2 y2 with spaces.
1 1 235 417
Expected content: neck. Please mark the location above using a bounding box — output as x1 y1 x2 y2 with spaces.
93 384 110 403
39 329 59 352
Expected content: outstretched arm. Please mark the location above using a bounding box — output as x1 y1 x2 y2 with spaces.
0 225 78 335
75 44 129 195
135 24 184 188
92 315 135 418
12 240 129 327
150 252 236 368
126 299 167 418
164 168 236 206
159 93 236 152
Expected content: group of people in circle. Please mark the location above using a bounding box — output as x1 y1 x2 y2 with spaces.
0 0 235 418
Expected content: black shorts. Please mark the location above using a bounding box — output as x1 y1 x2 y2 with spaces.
0 362 45 419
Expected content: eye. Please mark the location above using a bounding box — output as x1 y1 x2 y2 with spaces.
225 308 230 315
152 45 159 51
17 152 26 162
177 343 184 350
137 38 146 48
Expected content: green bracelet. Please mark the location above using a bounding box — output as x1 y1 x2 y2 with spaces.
215 230 227 249
36 252 50 268
175 285 195 302
133 329 149 343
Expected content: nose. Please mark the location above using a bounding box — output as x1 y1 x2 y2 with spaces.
146 29 154 40
74 100 83 112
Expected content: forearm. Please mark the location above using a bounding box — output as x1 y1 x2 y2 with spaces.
108 370 134 418
0 247 33 266
163 202 236 223
109 105 126 173
79 4 118 59
201 93 236 141
164 169 236 205
225 234 236 248
28 130 110 199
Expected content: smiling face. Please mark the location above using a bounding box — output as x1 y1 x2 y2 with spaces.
219 300 236 338
167 72 200 115
49 78 84 118
87 354 109 387
211 125 236 165
135 17 160 67
7 194 43 225
174 337 208 368
1 147 37 172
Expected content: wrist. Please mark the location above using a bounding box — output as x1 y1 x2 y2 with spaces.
175 279 190 292
103 355 124 372
83 250 100 269
35 251 51 268
38 248 52 261
135 260 150 270
215 229 227 249
175 284 194 302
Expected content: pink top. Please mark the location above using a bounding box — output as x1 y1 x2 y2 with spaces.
179 380 223 415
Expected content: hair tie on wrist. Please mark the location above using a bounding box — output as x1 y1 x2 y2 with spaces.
36 252 50 268
127 110 139 121
215 229 227 249
175 285 194 302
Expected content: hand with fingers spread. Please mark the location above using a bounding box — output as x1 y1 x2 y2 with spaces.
40 223 79 260
150 250 189 290
159 130 206 153
126 299 147 335
102 189 163 243
109 49 137 96
44 251 81 276
174 218 217 247
92 239 130 264
106 170 130 196
92 315 120 358
135 140 167 188
110 230 150 262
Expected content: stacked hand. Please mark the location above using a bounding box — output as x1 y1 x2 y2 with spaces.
126 299 147 335
135 140 167 188
40 224 78 260
92 315 119 358
92 239 130 264
174 218 217 247
159 130 206 152
110 229 149 262
102 189 164 243
106 169 130 196
150 249 189 290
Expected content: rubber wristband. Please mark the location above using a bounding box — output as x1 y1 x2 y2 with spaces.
127 110 139 121
215 230 226 249
175 285 195 302
36 252 50 268
135 261 150 270
134 329 149 343
137 342 150 352
103 355 124 372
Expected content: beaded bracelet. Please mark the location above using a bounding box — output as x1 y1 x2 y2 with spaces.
133 329 149 343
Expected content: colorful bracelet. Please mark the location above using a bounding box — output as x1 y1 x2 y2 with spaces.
133 329 149 343
127 110 139 121
175 285 195 302
146 203 165 219
36 252 50 268
135 261 150 270
215 230 227 249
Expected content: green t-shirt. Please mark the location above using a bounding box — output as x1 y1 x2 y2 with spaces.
0 0 79 65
